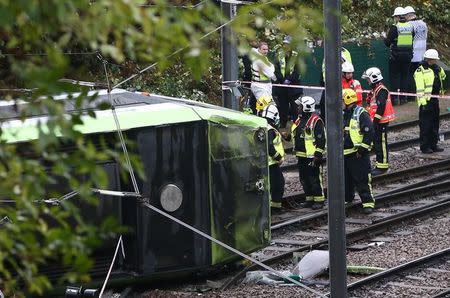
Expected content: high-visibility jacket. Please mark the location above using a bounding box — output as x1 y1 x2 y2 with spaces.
251 48 275 83
291 113 325 158
344 106 372 155
276 49 298 78
268 125 285 165
322 47 352 80
342 78 363 106
414 65 447 106
396 22 413 48
366 83 396 123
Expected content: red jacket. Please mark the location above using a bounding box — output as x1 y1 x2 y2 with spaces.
342 78 363 106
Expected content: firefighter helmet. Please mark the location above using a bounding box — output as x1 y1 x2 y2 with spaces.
260 103 280 126
256 94 273 111
295 96 316 112
362 67 383 84
343 88 357 106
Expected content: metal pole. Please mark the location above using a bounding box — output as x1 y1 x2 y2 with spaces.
324 0 347 297
221 1 239 110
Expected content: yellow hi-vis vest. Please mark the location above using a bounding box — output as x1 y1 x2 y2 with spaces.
344 106 372 155
252 54 273 83
277 50 298 77
396 22 413 47
414 65 447 106
268 125 285 166
322 47 352 80
291 114 324 158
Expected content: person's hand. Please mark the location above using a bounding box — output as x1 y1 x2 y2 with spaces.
356 146 367 158
313 156 325 166
283 79 291 85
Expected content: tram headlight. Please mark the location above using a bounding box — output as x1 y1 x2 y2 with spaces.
160 184 183 212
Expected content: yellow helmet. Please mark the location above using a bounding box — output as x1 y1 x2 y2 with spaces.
343 88 357 105
256 94 273 111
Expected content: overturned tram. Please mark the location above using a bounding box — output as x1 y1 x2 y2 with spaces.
0 89 271 291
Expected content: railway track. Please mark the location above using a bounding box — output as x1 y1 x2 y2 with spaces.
281 113 450 172
221 179 450 291
274 158 450 228
346 249 450 297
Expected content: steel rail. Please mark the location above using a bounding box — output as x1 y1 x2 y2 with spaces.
279 158 450 211
344 248 450 293
281 128 450 166
273 178 450 230
220 192 450 291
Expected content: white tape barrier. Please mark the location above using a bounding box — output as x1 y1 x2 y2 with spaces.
222 80 450 100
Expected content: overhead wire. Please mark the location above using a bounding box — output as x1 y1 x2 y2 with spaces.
112 0 279 89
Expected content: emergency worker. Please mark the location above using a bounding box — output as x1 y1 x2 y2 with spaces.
342 62 363 106
405 6 428 101
362 67 396 175
273 36 303 128
255 94 274 115
260 104 286 211
319 47 352 120
291 96 326 209
343 89 375 214
250 41 277 102
384 7 414 105
414 49 447 154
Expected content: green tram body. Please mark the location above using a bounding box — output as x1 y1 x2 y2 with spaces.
0 89 271 285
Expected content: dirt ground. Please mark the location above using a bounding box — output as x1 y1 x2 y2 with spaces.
392 97 450 123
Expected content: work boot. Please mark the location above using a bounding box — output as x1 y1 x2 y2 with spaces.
312 201 324 210
372 168 387 176
421 148 433 154
299 200 313 208
432 146 444 152
363 207 373 214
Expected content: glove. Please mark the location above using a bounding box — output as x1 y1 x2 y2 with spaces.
356 146 367 158
283 79 291 85
313 156 324 166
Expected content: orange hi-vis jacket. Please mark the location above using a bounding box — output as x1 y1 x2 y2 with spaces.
366 83 396 123
342 78 363 106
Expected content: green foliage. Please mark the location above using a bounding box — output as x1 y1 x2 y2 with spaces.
342 0 449 62
0 0 325 296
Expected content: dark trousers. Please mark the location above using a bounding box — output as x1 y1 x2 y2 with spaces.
274 88 299 128
269 164 285 203
419 99 440 151
389 59 411 105
374 123 389 169
297 157 324 202
344 153 374 208
408 62 420 102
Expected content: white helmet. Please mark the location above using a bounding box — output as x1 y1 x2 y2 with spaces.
362 67 383 84
295 96 316 113
392 7 405 17
261 103 280 126
404 6 415 14
342 61 354 73
423 49 440 60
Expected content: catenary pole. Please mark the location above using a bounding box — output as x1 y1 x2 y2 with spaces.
220 1 239 110
324 0 348 297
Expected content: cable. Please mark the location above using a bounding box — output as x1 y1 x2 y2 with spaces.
0 51 97 57
140 199 327 297
113 0 279 90
139 1 206 8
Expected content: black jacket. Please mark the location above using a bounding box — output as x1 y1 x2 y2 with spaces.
384 21 414 62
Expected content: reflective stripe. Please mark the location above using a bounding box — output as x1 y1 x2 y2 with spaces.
414 66 435 106
396 22 413 47
345 106 371 155
291 114 324 158
268 125 285 165
367 84 396 123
